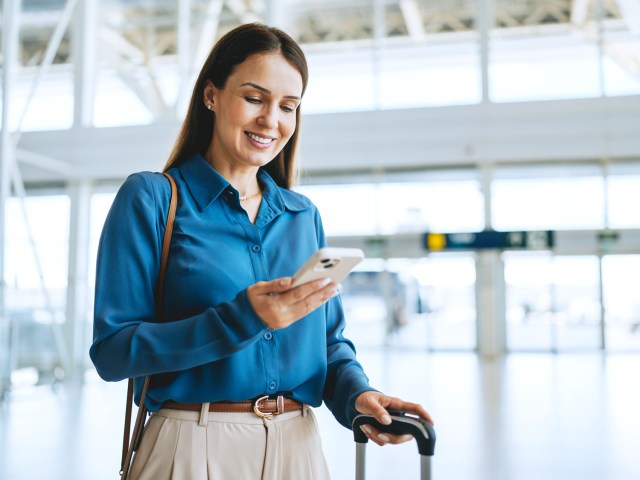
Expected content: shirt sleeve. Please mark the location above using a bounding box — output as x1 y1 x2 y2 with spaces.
89 172 268 382
311 209 376 429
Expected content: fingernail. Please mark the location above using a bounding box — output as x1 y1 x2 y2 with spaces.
360 425 371 435
318 277 331 287
279 278 290 286
378 434 390 443
381 414 392 425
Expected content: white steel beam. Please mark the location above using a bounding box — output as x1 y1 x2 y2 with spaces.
1 0 22 401
100 26 170 116
16 149 74 176
14 0 78 144
176 0 192 116
571 0 591 25
192 0 224 76
64 181 91 381
399 0 426 40
99 46 169 118
99 26 144 63
478 0 494 104
73 0 98 127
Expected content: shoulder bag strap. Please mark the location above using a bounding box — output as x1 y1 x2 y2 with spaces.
120 172 178 479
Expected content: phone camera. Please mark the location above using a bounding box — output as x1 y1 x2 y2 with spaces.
320 258 340 269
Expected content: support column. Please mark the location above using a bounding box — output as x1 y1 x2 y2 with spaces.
0 0 22 400
476 251 507 357
477 0 494 104
176 0 192 118
73 0 97 127
64 181 92 382
372 0 385 110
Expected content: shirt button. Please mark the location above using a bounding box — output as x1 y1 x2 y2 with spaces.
252 245 261 252
264 332 273 340
268 381 277 390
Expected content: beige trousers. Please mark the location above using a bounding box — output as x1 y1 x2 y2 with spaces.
129 403 331 480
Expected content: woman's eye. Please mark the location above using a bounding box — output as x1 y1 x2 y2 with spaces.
244 97 261 104
281 105 295 113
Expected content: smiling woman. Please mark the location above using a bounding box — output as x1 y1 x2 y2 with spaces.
89 22 432 480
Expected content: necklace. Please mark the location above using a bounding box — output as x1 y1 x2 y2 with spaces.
239 190 261 201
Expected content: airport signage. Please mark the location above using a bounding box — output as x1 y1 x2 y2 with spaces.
424 230 554 251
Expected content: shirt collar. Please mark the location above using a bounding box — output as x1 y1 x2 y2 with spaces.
177 154 228 211
176 153 309 213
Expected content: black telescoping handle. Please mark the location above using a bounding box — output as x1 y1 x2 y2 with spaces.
352 411 436 456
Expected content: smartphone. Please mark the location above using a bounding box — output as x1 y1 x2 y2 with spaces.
291 247 365 288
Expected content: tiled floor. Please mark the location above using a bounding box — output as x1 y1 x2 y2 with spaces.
1 350 639 480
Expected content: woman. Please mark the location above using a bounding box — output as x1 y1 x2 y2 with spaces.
90 23 433 479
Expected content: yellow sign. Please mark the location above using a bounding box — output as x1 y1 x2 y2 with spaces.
427 233 446 250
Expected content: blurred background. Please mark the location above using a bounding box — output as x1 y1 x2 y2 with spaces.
0 0 639 479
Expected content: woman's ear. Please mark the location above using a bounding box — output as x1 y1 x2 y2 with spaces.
203 80 216 111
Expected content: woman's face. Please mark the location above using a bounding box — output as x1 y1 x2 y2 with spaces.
205 52 303 171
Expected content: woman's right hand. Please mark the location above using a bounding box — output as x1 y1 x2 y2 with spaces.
247 277 339 330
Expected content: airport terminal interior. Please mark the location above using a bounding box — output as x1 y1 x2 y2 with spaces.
1 0 640 479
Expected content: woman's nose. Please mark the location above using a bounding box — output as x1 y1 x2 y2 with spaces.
257 106 278 128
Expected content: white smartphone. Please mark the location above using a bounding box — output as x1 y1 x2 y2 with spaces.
291 247 365 288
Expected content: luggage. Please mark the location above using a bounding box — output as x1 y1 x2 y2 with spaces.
352 412 436 480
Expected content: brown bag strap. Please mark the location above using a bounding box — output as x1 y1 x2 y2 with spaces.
121 378 134 474
155 172 178 317
120 172 178 478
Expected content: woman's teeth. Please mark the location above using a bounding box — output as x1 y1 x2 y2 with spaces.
247 132 273 144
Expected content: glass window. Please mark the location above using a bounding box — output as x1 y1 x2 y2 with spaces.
295 184 378 236
298 174 484 236
505 252 554 350
607 162 640 228
3 70 74 132
504 252 601 351
492 165 605 230
602 4 640 96
93 73 155 128
489 33 602 102
378 180 484 234
340 255 476 350
409 253 477 350
378 40 481 109
602 255 640 351
5 195 70 322
303 49 377 114
489 1 601 102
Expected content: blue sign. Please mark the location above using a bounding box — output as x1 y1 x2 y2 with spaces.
424 230 554 251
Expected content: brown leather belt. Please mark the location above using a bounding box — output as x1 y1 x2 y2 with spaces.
163 395 303 419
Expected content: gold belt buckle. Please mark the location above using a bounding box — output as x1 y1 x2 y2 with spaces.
253 395 284 418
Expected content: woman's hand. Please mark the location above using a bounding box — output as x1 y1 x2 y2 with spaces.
247 277 339 330
355 391 434 447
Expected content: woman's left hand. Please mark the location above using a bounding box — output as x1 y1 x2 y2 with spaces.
354 391 434 447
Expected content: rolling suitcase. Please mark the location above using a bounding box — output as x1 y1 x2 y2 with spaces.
352 412 436 480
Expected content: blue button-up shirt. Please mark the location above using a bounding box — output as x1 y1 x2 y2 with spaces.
90 154 373 428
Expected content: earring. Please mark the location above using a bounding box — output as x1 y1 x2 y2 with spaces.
207 104 212 110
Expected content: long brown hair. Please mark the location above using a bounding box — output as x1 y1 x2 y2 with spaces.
163 23 309 189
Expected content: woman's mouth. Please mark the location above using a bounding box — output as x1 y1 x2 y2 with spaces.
246 132 275 146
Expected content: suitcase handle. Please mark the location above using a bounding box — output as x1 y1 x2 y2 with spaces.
352 411 436 456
